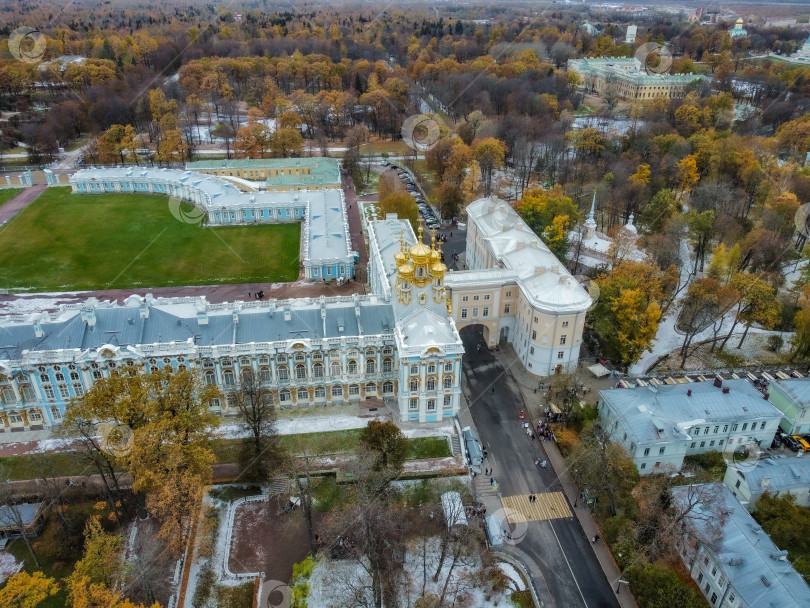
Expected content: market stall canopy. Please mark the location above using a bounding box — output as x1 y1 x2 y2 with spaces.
588 363 611 377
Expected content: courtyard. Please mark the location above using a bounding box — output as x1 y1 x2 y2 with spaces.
0 187 301 291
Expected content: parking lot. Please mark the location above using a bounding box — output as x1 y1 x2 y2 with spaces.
383 161 468 269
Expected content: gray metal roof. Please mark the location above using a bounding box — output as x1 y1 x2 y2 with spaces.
0 297 396 361
769 378 810 408
600 379 782 445
672 483 810 607
305 189 351 261
0 502 43 528
731 456 810 495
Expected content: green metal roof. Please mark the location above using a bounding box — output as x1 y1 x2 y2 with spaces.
569 58 705 85
186 157 342 186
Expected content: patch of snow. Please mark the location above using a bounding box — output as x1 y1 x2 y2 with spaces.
213 414 388 439
497 561 526 591
0 550 22 584
305 536 510 608
401 426 454 438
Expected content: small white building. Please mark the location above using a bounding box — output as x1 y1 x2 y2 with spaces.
725 456 810 509
599 378 783 474
673 483 810 608
625 25 637 44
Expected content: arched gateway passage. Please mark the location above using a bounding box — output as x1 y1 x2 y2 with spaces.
459 324 491 359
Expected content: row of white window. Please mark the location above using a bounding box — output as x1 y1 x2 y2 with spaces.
409 395 453 411
277 381 393 402
409 376 455 391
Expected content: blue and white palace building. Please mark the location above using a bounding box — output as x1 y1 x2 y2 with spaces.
69 167 355 282
1 166 591 431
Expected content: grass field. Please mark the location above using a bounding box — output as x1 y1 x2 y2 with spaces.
0 188 22 207
0 187 301 290
0 431 452 481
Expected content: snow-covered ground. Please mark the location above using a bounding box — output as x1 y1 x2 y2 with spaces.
0 550 22 585
213 414 390 440
305 537 520 608
0 291 90 315
629 237 796 375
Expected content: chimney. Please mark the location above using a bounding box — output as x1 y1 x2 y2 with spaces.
139 302 149 319
197 309 208 326
713 377 723 388
687 389 692 396
722 386 730 394
81 306 96 327
764 393 769 400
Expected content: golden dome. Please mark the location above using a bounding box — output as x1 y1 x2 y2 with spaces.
409 227 432 264
735 17 743 24
398 263 414 277
431 260 447 276
394 232 409 266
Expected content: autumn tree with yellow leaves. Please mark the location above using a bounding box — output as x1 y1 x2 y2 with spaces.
65 366 220 556
590 261 675 367
0 571 58 608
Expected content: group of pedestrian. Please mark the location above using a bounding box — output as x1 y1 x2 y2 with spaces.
484 467 492 476
528 494 538 503
248 290 265 300
536 421 555 442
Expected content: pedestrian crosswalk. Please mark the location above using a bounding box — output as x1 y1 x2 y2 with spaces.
501 492 572 522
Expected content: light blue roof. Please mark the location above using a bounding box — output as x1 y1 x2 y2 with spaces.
771 378 810 407
600 379 782 445
672 483 810 606
732 456 810 496
0 297 396 361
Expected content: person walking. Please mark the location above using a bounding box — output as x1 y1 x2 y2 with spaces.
592 534 600 544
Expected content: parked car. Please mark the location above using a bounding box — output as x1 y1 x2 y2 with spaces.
782 434 802 452
771 433 782 449
795 435 810 452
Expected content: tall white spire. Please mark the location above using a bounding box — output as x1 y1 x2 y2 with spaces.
584 190 597 239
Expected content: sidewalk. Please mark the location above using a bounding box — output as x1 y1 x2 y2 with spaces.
499 346 638 608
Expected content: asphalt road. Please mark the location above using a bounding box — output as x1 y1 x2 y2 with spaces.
461 327 620 608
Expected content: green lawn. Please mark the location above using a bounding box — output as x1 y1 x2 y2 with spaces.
1 432 451 481
0 188 22 207
0 187 301 291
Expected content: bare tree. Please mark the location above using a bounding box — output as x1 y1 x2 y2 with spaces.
234 368 284 482
0 475 41 568
57 419 125 521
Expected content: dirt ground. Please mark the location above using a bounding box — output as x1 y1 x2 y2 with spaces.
128 516 179 607
228 499 312 584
